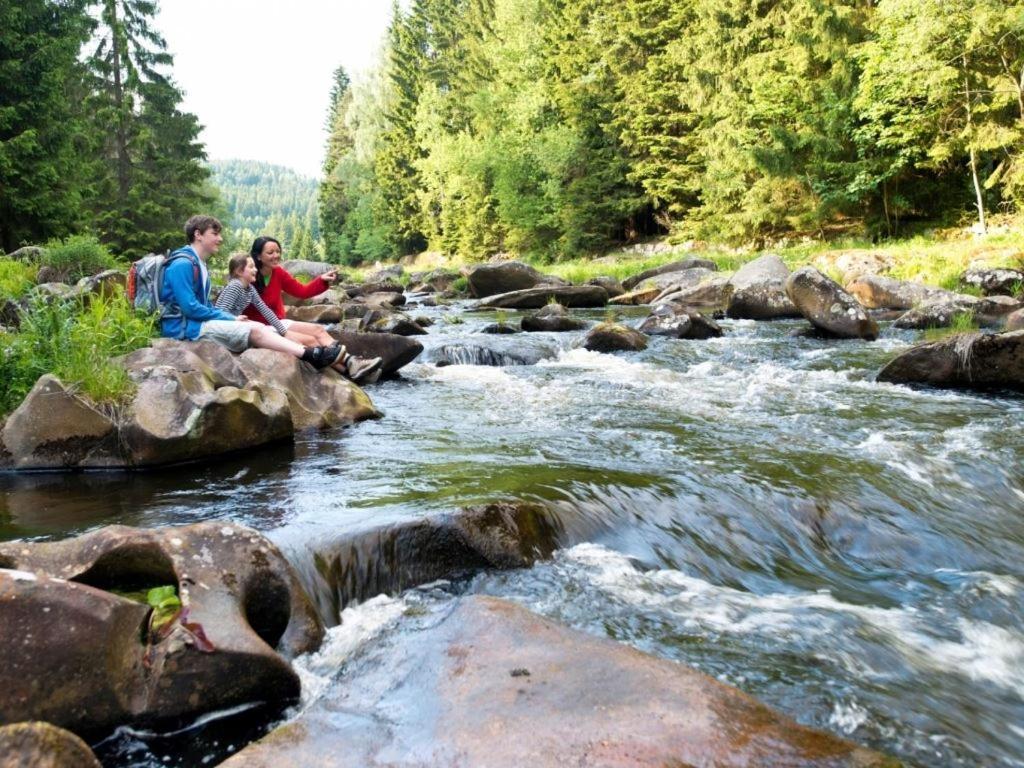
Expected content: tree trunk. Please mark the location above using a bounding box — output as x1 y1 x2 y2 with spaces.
108 0 131 207
963 53 986 234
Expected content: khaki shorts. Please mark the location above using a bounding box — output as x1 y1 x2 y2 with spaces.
198 319 252 352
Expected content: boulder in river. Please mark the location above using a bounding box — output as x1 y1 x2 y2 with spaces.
1005 308 1024 331
466 261 563 298
726 253 801 320
638 304 723 339
586 275 625 298
0 722 102 768
434 341 552 367
300 501 563 618
844 275 948 310
280 259 336 278
520 303 588 332
893 294 1022 329
785 266 879 340
621 257 718 290
584 322 648 352
329 329 424 377
961 266 1024 296
0 522 323 737
877 329 1024 391
284 304 343 323
359 308 428 336
478 285 608 309
220 596 897 768
611 269 714 306
652 274 733 312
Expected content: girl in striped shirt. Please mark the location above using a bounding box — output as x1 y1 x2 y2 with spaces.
217 253 381 382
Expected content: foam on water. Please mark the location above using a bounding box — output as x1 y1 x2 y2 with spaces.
557 544 1024 697
293 594 407 709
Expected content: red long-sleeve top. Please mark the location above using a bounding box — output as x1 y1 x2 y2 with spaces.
243 267 329 323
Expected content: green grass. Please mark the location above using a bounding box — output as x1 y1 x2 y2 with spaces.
39 235 119 282
0 259 37 300
0 291 156 417
923 312 980 342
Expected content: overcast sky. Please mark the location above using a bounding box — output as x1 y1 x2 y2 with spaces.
156 2 394 179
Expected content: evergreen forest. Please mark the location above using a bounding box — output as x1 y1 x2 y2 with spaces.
210 160 320 261
1 0 213 258
319 0 1024 265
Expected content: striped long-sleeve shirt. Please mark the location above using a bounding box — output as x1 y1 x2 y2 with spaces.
215 279 288 335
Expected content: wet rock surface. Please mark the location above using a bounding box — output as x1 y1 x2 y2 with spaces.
786 267 879 340
0 721 102 768
584 322 648 352
638 304 723 339
877 330 1024 391
0 523 323 737
222 596 897 768
520 303 589 332
653 274 733 311
611 269 714 306
298 502 564 620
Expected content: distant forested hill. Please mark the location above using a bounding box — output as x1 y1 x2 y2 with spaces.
210 160 321 259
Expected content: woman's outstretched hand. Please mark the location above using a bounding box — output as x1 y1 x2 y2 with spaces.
321 269 338 285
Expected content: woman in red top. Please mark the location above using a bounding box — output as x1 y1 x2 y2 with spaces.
244 236 338 348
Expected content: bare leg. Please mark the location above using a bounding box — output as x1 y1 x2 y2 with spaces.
286 320 335 347
284 329 320 347
248 324 306 358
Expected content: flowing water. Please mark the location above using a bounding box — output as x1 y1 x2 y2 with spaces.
2 302 1022 767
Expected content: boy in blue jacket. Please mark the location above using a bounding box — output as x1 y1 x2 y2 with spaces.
159 215 340 369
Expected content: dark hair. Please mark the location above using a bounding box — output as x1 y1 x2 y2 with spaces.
184 215 222 243
249 236 282 293
227 252 251 278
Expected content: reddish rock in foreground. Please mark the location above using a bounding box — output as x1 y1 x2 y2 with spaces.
221 596 899 768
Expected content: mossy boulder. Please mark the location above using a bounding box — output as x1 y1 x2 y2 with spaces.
583 322 648 352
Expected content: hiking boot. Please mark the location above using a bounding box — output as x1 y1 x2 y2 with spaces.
301 344 342 370
345 355 383 383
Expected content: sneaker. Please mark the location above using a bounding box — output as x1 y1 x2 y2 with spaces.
302 345 343 370
345 355 383 383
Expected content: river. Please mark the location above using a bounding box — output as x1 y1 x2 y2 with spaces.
2 302 1022 767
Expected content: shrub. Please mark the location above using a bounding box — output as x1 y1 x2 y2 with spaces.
39 235 119 283
923 312 979 342
0 259 37 300
0 292 155 417
451 276 469 293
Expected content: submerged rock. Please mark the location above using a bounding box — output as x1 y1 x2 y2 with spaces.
785 267 879 340
222 596 897 768
301 502 563 619
434 342 550 367
726 254 801 320
0 722 101 768
584 322 648 352
481 322 519 334
0 522 323 737
877 330 1024 391
478 285 608 309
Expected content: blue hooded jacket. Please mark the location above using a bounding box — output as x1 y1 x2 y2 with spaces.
158 246 235 340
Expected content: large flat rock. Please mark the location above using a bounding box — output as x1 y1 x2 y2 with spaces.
221 596 897 768
478 285 608 309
